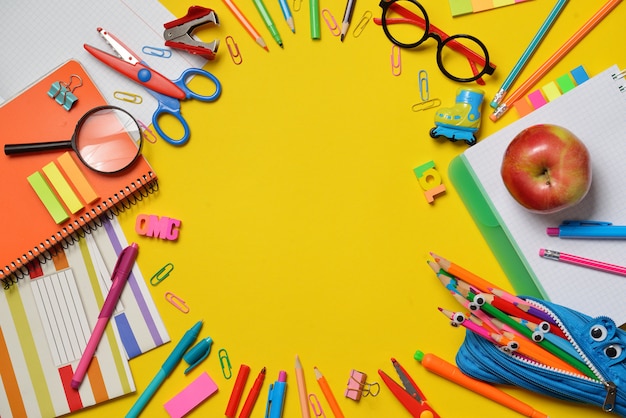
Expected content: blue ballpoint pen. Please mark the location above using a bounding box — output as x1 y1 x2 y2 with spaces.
126 320 203 418
547 220 626 239
265 370 287 418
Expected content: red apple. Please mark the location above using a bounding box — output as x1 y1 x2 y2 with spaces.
500 124 592 214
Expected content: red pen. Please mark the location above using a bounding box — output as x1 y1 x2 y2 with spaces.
239 367 266 418
225 364 251 417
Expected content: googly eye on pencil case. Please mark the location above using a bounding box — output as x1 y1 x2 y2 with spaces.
456 296 626 415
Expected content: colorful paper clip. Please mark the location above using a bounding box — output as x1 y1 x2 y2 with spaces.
226 36 243 65
141 45 173 58
138 120 158 144
113 91 143 104
150 262 174 286
391 45 401 76
165 291 190 313
345 370 380 401
292 0 302 11
219 348 233 379
322 9 341 36
353 11 372 38
418 70 429 101
411 99 441 112
309 393 327 417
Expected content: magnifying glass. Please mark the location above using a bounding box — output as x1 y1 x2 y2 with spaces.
4 105 143 174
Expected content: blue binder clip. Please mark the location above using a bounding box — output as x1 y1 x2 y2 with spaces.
48 75 82 111
183 336 213 374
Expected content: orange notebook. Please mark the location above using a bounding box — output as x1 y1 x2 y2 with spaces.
0 60 157 283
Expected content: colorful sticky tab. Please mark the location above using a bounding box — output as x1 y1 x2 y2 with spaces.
27 171 69 224
556 73 576 94
448 0 531 16
42 161 83 214
571 65 590 85
527 89 548 109
541 81 562 101
57 152 99 204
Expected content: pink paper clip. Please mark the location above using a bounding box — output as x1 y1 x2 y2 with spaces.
391 45 401 76
309 393 327 417
322 9 341 36
165 292 190 313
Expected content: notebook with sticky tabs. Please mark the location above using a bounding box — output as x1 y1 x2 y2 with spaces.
0 59 158 282
449 65 626 325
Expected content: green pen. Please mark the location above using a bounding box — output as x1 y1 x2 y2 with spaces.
479 302 597 380
309 0 320 39
252 0 283 47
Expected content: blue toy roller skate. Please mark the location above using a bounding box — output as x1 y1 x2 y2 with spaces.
430 87 484 146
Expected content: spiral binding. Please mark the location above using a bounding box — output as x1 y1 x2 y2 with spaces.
0 172 158 289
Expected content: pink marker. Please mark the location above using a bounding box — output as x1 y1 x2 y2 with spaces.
71 243 139 390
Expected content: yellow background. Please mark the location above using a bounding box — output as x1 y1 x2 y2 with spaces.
76 1 626 417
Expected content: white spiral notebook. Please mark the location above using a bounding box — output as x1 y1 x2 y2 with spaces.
450 65 626 324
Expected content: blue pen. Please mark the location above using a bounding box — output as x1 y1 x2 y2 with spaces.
126 321 203 418
265 370 287 418
547 220 626 239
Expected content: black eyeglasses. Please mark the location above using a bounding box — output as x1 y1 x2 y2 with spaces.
378 0 495 83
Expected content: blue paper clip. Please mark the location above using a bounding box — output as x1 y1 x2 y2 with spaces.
150 262 174 286
218 348 232 379
141 45 173 58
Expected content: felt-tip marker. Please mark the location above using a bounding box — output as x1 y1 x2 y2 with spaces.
547 220 626 239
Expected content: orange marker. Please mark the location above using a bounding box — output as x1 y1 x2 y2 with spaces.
414 350 548 418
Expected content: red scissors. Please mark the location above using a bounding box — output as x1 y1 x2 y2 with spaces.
378 358 440 418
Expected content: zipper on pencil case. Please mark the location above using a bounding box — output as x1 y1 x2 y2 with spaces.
522 298 618 411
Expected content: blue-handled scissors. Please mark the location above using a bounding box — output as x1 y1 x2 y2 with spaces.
84 28 221 145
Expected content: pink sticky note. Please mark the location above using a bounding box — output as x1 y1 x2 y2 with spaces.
164 372 218 418
528 89 548 109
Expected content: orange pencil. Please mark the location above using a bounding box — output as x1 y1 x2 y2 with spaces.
414 350 548 418
491 0 622 121
314 367 344 418
430 253 498 293
222 0 269 51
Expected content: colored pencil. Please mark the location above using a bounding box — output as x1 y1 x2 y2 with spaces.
430 253 498 293
489 0 569 108
491 0 622 121
222 0 269 51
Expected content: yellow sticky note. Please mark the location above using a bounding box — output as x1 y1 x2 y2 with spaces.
43 161 84 214
542 81 562 102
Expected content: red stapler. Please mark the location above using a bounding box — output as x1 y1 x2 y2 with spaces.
163 5 219 60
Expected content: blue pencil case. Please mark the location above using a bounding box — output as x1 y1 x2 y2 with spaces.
456 296 626 415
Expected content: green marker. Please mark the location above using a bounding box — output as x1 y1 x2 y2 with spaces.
309 0 320 39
